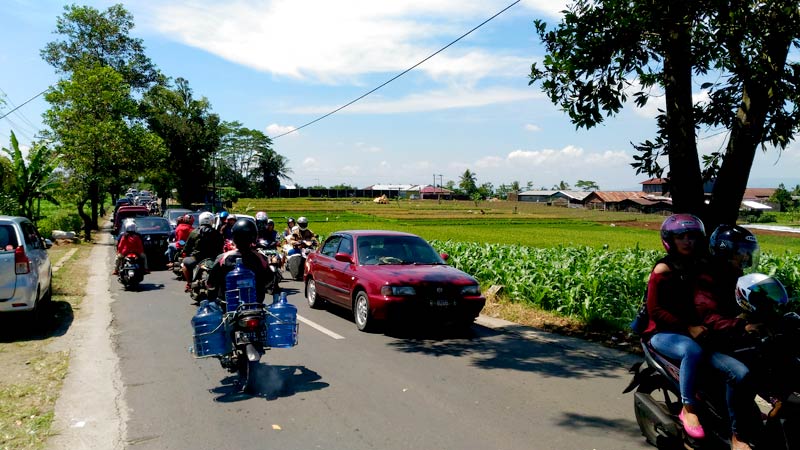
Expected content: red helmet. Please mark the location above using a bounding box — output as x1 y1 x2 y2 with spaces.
183 214 194 225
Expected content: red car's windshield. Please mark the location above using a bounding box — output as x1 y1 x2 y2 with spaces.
357 235 444 265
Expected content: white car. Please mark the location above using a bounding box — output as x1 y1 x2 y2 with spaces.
0 216 52 316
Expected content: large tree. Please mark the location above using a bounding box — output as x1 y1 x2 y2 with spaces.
529 0 800 227
459 169 478 195
41 3 164 236
141 78 221 207
41 4 161 90
44 64 162 239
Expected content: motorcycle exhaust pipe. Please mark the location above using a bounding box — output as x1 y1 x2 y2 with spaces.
244 343 262 362
634 392 680 436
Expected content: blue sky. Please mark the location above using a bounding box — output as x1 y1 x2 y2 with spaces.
1 0 798 191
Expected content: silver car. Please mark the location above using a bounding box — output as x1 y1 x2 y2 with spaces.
0 216 52 315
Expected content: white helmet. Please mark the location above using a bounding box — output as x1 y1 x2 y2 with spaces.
297 216 309 229
124 219 137 233
199 211 214 226
735 273 789 314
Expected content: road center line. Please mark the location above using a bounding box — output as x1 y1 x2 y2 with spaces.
297 314 345 340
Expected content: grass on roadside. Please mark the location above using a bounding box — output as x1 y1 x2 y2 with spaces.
0 242 92 449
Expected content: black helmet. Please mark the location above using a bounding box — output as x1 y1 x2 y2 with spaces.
709 225 760 273
231 219 257 249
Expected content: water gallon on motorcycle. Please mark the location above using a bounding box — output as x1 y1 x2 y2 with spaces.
225 258 257 313
191 300 230 357
267 292 298 348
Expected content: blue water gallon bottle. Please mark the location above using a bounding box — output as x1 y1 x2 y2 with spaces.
267 292 298 348
191 300 230 357
225 258 257 312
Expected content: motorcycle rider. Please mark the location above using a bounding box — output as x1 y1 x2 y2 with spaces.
255 211 270 241
114 219 149 275
283 217 296 239
182 211 224 292
642 214 708 439
216 211 229 232
207 218 273 303
693 225 763 450
220 214 237 240
165 214 194 266
287 216 318 256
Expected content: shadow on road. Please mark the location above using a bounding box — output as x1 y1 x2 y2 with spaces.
0 300 75 343
211 364 328 402
556 412 643 441
387 326 629 380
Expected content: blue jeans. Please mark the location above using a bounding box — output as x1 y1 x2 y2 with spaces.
650 332 704 406
708 352 756 440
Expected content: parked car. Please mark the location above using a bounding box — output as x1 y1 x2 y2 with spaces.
132 216 172 269
0 216 53 317
163 208 192 229
304 230 485 331
113 206 149 235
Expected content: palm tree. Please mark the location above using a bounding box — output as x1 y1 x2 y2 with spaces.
253 148 293 197
459 169 478 194
1 132 61 220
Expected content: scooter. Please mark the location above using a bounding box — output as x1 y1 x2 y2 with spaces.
625 311 800 449
118 253 144 290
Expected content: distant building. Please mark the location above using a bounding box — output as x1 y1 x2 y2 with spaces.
641 178 670 195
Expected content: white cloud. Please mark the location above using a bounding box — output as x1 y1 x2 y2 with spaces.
356 142 383 153
266 123 298 137
302 157 318 168
141 0 548 85
475 156 504 168
288 87 544 114
524 123 541 132
340 165 361 176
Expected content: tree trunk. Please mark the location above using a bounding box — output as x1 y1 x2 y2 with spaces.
661 1 705 217
77 197 92 241
90 179 100 231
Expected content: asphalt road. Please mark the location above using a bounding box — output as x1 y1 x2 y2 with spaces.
50 233 651 450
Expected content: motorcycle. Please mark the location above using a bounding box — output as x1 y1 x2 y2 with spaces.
191 293 298 393
285 238 317 281
256 239 283 293
188 258 215 303
625 309 800 449
170 240 185 279
118 253 144 290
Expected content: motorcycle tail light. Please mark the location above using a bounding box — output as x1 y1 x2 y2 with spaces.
241 317 262 330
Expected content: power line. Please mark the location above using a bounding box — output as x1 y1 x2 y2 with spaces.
271 0 522 139
0 88 49 121
0 87 39 131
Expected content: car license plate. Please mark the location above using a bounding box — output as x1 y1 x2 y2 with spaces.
431 299 451 307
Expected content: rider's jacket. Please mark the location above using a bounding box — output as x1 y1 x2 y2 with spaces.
184 225 224 260
175 223 193 244
643 254 703 338
117 232 144 255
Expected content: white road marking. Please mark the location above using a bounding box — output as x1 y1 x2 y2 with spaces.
297 314 345 340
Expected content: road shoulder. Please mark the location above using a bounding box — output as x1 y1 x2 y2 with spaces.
46 231 126 450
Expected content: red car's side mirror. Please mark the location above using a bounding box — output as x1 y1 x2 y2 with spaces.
334 252 354 264
440 252 449 261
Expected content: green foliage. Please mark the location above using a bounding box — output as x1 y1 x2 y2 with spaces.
1 132 61 219
529 0 800 224
37 210 83 239
141 78 221 206
433 240 659 327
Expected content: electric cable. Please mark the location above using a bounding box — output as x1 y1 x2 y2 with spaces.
271 0 522 139
0 88 49 121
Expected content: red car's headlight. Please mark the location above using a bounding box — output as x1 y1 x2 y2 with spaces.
460 285 481 296
381 286 416 296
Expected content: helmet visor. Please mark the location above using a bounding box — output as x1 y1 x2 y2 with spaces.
734 243 760 274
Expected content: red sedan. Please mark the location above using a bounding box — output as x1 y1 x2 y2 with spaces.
304 230 485 331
